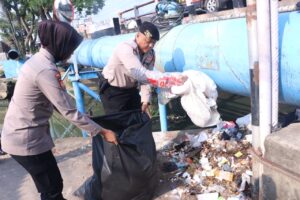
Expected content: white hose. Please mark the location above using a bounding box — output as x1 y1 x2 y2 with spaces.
270 0 279 130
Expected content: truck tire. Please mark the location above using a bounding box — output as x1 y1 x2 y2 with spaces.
204 0 220 12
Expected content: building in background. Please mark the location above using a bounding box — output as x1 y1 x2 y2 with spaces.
73 0 155 38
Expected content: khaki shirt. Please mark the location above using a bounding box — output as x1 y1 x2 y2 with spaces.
102 39 155 103
1 48 102 156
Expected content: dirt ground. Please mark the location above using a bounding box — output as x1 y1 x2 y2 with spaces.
0 137 94 200
0 130 198 200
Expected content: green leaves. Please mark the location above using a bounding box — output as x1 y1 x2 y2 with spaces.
73 0 105 15
0 0 105 54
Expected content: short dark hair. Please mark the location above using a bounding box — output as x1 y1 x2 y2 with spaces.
139 21 160 41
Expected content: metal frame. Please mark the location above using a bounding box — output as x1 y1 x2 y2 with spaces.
66 64 101 137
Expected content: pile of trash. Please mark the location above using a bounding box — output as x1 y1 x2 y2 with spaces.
157 115 253 200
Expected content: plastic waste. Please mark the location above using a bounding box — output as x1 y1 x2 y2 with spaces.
234 151 243 158
171 70 220 127
182 172 192 184
185 131 208 148
222 163 232 172
215 170 234 182
218 121 247 141
205 185 226 193
196 192 219 200
236 114 251 129
239 173 251 192
155 120 253 199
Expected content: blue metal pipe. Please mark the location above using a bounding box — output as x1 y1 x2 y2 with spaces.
68 71 100 81
72 80 88 138
66 65 100 136
61 66 72 81
156 88 168 132
75 11 300 106
159 102 168 132
77 82 101 102
76 33 135 67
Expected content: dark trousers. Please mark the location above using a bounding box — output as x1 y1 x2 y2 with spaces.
11 151 66 200
99 77 141 114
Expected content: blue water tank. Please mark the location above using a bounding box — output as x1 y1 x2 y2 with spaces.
75 11 300 106
3 60 24 78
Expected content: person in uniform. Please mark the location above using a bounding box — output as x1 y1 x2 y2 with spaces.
1 20 117 200
99 21 187 114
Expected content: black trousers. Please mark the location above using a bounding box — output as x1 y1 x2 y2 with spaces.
11 151 66 200
99 77 141 114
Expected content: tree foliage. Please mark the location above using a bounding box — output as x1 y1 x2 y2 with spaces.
0 0 105 56
73 0 105 15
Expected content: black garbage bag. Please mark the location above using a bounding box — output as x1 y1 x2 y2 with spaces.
75 110 158 200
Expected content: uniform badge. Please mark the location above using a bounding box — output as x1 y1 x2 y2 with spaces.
144 30 152 39
55 72 66 90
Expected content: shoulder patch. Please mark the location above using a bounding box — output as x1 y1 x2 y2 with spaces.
55 72 66 90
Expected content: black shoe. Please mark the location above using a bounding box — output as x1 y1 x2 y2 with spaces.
0 148 6 155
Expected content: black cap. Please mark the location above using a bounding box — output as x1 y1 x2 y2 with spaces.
139 21 160 41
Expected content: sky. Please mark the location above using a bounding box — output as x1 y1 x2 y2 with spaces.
72 0 156 31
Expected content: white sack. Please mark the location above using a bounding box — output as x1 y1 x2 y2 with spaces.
171 70 220 127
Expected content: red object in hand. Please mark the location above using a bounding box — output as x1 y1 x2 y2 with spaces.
147 76 186 88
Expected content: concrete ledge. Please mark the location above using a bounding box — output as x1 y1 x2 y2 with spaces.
263 165 300 200
263 123 300 199
265 123 300 173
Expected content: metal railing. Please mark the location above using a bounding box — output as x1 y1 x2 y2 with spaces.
118 0 156 23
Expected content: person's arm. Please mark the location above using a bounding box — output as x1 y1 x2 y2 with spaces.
140 84 151 113
140 84 152 104
117 43 186 88
36 68 117 143
140 51 155 112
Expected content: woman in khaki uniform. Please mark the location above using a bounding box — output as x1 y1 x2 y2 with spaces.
1 20 117 200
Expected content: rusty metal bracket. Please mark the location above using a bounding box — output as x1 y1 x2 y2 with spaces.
250 147 300 183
